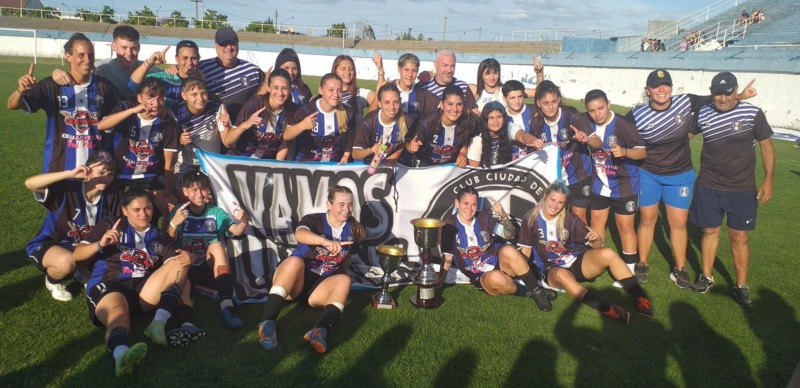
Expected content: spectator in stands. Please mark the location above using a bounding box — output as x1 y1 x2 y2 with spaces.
274 48 312 106
284 73 355 164
257 185 365 353
403 84 475 167
7 33 120 174
414 49 479 116
739 8 750 25
468 57 543 112
24 150 119 302
231 69 298 160
640 38 648 52
679 37 689 52
529 80 595 223
352 83 415 166
467 101 513 168
198 27 263 120
130 40 201 107
98 79 179 219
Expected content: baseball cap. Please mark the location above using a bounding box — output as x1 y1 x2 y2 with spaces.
176 40 198 52
646 69 672 88
215 28 239 46
710 71 738 95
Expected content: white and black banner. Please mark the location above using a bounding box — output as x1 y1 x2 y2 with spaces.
197 146 560 302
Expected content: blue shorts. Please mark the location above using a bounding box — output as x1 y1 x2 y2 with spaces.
689 185 758 231
639 168 695 209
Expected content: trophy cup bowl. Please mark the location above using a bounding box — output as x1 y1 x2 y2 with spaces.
372 245 406 309
409 218 445 308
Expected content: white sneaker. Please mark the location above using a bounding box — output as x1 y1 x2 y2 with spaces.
45 278 74 301
612 281 623 288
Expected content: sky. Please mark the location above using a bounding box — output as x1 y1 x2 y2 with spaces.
44 0 719 41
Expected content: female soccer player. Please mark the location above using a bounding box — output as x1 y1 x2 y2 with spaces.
468 57 543 112
530 81 597 223
352 83 415 166
284 73 355 164
583 89 646 279
518 182 652 324
98 79 179 218
232 69 298 160
332 55 375 124
467 101 514 168
440 187 555 310
73 187 196 376
24 151 119 301
257 185 365 353
403 85 475 167
275 48 313 106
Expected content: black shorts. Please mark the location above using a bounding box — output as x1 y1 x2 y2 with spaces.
589 193 639 215
568 178 592 209
689 184 758 231
85 276 149 327
28 241 66 274
189 262 217 290
543 253 593 285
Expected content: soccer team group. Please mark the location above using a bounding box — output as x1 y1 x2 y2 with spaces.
7 24 774 376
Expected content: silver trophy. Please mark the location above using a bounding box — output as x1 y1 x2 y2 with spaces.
371 245 406 309
607 135 619 156
557 127 571 146
409 218 445 308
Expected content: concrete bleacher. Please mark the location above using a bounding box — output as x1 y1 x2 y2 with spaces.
0 16 560 54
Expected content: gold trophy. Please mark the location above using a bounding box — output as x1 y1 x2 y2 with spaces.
371 245 406 309
409 218 445 308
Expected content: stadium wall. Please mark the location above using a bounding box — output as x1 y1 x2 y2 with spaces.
1 32 798 129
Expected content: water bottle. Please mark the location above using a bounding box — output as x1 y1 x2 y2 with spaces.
367 143 389 175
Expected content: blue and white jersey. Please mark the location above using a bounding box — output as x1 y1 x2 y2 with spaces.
292 100 355 162
693 102 773 191
170 100 225 167
441 212 502 280
290 213 365 277
587 112 644 198
22 76 119 173
507 104 536 159
519 210 589 272
198 58 263 119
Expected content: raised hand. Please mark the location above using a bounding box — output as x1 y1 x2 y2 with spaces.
18 63 37 92
99 219 122 248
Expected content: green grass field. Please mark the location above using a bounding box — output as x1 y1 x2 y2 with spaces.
1 58 799 387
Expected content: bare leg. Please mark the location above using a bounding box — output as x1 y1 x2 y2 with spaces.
637 204 659 264
728 228 750 285
665 205 689 269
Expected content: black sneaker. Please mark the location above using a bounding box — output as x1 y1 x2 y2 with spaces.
634 263 649 283
733 285 753 307
669 267 690 289
528 287 553 312
691 274 715 293
542 287 558 301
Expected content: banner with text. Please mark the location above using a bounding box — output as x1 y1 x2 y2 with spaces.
197 146 560 301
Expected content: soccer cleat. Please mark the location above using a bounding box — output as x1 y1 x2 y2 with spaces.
733 285 753 307
602 305 631 324
144 320 167 347
636 296 653 318
611 281 623 289
542 287 558 301
669 267 690 289
115 342 147 377
167 325 206 346
634 263 649 283
304 327 328 353
691 274 715 293
220 307 244 330
257 320 278 350
528 287 553 312
45 277 73 302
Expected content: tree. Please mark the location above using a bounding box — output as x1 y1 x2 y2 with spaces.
395 28 425 41
163 11 189 28
124 6 157 26
193 9 230 30
326 22 347 38
245 17 275 34
75 5 115 23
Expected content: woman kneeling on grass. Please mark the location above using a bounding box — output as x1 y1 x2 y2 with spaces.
518 182 652 324
73 187 197 376
440 187 556 311
258 185 365 353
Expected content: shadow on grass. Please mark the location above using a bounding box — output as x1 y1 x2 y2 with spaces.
504 339 558 387
744 287 800 386
0 275 41 313
0 250 29 274
331 323 413 386
669 301 755 386
555 301 674 386
433 347 477 387
0 332 97 386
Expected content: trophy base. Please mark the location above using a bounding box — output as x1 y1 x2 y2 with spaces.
409 293 443 309
371 295 397 310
